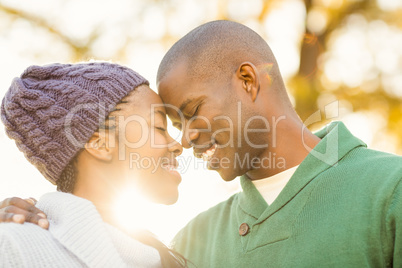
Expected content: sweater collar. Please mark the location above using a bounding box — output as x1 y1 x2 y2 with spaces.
238 121 366 221
37 192 161 268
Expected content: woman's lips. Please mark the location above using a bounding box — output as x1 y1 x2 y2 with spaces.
162 164 182 182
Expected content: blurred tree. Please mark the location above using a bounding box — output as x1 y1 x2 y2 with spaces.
291 0 375 123
0 3 100 61
1 0 401 153
289 0 402 152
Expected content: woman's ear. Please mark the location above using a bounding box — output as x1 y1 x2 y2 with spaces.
84 131 113 162
236 62 260 102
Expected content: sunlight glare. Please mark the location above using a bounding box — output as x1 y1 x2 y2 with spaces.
114 187 157 232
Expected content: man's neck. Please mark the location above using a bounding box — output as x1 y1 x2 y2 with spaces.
246 119 320 180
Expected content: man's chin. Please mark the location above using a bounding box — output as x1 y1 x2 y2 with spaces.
217 168 239 182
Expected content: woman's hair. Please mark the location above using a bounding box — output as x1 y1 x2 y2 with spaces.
56 91 189 268
57 157 78 193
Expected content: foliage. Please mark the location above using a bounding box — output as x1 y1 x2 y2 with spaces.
1 0 401 153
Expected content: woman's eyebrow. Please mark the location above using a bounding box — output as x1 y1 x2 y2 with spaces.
153 109 167 118
110 100 129 112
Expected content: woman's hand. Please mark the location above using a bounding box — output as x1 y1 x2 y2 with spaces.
0 197 49 229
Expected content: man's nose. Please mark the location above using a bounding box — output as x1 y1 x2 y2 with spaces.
181 129 200 149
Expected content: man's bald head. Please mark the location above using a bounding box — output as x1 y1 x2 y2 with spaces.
157 20 283 85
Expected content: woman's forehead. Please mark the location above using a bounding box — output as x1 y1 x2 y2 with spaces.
137 85 163 103
123 85 162 105
121 86 166 116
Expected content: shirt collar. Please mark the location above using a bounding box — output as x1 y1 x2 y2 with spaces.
238 121 366 220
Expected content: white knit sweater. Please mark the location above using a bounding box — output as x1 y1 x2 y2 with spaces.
0 192 162 268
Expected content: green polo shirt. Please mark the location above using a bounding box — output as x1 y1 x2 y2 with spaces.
173 122 402 267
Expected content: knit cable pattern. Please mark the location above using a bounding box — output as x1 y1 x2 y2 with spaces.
1 62 148 184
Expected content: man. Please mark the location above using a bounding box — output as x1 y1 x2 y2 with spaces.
2 21 402 267
156 20 402 267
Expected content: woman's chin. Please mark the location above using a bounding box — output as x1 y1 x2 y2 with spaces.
149 189 179 205
160 191 179 205
162 196 179 205
135 170 181 205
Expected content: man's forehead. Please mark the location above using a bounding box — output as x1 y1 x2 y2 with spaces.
158 60 188 88
158 60 207 99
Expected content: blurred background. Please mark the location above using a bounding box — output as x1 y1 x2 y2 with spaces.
0 0 401 243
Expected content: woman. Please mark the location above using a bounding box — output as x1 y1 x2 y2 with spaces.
0 62 187 267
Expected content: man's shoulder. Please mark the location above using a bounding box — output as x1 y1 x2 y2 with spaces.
334 146 402 197
351 146 402 163
345 146 402 176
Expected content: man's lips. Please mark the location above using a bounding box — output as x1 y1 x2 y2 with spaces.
194 144 218 161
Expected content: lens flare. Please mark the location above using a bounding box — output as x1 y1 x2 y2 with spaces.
113 187 155 232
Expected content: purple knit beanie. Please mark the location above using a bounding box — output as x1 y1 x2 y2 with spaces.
1 62 148 184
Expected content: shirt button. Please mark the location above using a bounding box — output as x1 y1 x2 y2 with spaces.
239 223 250 236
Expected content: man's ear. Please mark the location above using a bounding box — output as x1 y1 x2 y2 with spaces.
84 131 113 162
236 62 260 102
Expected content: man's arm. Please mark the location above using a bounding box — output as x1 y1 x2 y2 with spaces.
385 178 402 266
0 197 49 229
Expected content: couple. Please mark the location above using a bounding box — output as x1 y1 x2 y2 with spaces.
1 20 402 267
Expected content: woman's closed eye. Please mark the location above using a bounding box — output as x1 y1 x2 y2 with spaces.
156 126 167 132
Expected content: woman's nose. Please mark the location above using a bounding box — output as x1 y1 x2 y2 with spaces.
168 136 183 156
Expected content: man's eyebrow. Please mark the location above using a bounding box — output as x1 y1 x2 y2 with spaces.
179 98 194 113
